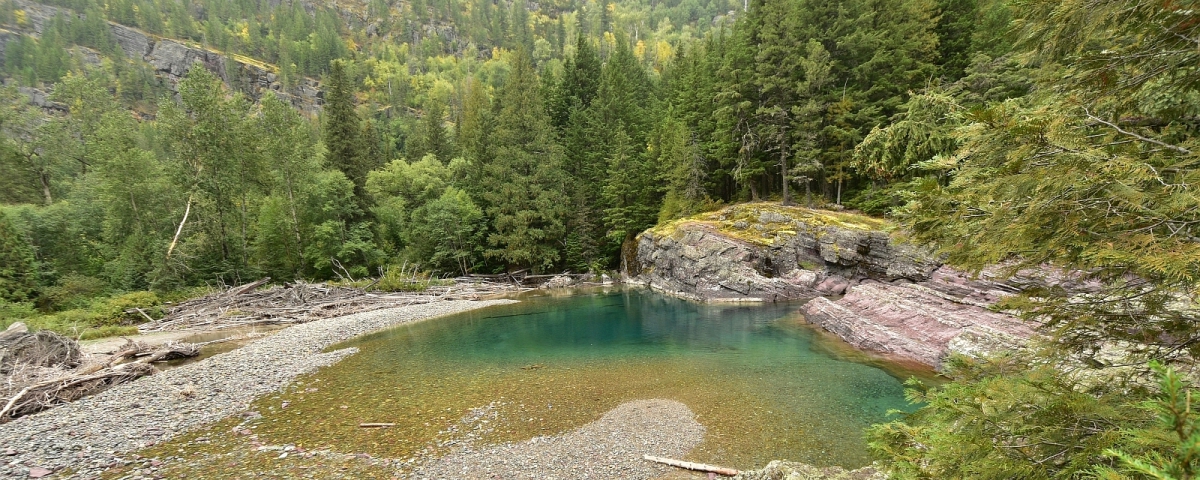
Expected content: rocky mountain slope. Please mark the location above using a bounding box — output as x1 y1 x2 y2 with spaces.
631 203 1040 369
1 0 323 112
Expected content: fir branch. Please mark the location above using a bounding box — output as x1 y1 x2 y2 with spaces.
1085 110 1193 155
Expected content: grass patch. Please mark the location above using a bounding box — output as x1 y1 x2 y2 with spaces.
337 265 455 293
78 325 141 340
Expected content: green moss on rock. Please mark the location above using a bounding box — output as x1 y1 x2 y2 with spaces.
646 203 891 246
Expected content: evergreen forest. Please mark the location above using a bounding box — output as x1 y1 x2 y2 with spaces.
2 0 1200 476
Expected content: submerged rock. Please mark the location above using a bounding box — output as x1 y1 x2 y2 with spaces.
734 460 886 480
631 203 1043 368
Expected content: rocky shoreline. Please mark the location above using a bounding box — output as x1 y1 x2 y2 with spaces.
633 203 1043 369
0 299 515 479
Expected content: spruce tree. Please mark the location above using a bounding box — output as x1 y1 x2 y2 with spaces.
323 60 368 204
481 48 569 271
407 98 452 162
550 34 601 130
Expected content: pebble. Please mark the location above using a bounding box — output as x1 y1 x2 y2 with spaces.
0 300 516 479
413 399 704 479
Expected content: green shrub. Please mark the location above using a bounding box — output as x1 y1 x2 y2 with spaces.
844 183 906 216
1097 362 1200 480
90 291 162 325
0 300 36 327
39 273 109 311
343 265 455 292
867 354 1139 479
77 325 140 340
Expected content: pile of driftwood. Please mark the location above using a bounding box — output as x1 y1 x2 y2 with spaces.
136 269 610 333
0 323 199 422
136 276 545 332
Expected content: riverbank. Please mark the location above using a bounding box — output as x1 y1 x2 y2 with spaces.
0 299 516 479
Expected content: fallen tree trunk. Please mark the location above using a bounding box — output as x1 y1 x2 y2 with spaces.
0 362 155 422
643 455 739 476
135 343 200 363
228 277 271 297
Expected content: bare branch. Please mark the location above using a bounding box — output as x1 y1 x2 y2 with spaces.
1085 110 1192 155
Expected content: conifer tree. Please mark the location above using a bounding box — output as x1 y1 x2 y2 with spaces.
481 48 569 271
600 127 659 268
0 210 37 303
323 60 369 204
550 34 601 130
407 97 452 162
457 76 491 196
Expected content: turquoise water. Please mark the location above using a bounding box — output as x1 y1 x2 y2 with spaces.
257 289 923 469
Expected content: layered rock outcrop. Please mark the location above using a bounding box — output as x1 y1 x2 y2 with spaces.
631 203 1039 369
633 203 940 301
1 0 323 113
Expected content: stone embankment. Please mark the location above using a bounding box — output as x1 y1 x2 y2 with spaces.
632 203 1041 369
0 299 514 479
0 0 323 113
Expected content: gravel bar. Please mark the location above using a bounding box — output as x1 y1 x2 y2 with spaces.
413 399 704 479
0 299 516 479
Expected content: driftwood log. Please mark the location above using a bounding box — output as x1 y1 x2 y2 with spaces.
643 455 740 476
0 325 82 374
0 362 155 422
137 277 535 332
1 335 200 422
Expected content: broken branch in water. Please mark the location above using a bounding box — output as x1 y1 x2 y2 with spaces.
642 455 740 476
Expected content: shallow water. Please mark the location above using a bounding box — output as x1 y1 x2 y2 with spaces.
251 289 930 470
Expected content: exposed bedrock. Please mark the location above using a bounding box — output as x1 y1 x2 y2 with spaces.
631 203 1042 368
3 0 324 113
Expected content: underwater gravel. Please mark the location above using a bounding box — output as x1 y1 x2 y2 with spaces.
412 399 705 480
0 299 516 479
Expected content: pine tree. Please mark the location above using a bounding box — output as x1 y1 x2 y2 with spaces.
457 76 491 197
713 17 761 199
748 0 802 204
600 126 659 271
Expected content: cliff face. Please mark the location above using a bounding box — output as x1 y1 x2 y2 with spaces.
631 203 1037 369
1 0 323 113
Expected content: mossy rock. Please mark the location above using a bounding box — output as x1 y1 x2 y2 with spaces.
645 202 891 246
